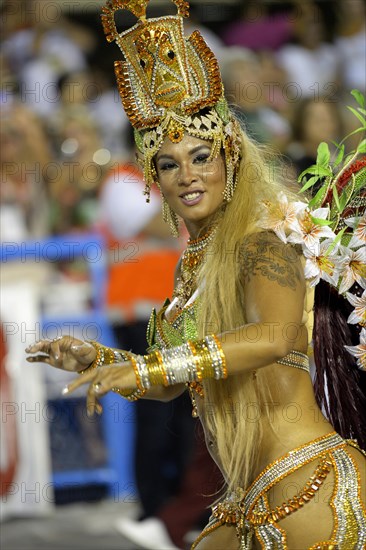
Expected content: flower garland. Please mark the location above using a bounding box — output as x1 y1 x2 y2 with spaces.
259 90 366 370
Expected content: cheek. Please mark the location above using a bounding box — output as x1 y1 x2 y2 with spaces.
157 174 174 197
209 158 226 188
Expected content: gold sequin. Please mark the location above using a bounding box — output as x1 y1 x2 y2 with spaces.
191 434 366 549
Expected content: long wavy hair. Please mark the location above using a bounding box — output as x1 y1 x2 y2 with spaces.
195 119 300 492
192 116 366 493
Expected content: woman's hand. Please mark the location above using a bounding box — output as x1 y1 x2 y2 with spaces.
63 362 138 416
25 336 96 372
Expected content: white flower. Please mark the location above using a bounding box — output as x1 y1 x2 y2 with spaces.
345 214 366 248
346 289 366 325
287 207 335 251
259 193 307 243
338 246 366 294
303 239 340 287
344 328 366 370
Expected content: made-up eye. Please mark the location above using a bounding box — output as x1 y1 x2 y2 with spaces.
167 50 175 60
140 58 146 69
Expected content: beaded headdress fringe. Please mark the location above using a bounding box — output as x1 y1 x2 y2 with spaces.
101 0 241 200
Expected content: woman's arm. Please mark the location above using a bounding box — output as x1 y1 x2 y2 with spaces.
218 231 307 374
63 231 308 414
139 384 186 402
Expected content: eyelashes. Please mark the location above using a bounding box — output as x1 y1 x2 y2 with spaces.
159 162 176 171
158 153 211 172
194 154 210 163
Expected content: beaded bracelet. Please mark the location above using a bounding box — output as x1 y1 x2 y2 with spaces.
112 386 147 401
79 342 148 401
81 336 228 398
79 341 123 374
132 335 228 390
107 349 150 400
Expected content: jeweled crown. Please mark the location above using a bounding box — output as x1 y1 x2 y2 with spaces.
101 0 242 211
101 0 223 130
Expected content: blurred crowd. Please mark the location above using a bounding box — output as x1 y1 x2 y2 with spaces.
1 1 365 547
0 0 364 245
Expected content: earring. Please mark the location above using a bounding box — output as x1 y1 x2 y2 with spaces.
222 162 236 202
162 196 179 237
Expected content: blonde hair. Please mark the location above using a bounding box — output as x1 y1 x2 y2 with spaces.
196 122 299 493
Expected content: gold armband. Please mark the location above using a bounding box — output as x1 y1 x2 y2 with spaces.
129 335 228 390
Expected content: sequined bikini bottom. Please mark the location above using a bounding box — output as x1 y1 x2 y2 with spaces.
192 432 366 549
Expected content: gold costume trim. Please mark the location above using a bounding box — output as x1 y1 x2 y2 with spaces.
191 432 366 549
101 0 242 201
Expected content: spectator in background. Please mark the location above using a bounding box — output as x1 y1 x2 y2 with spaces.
256 50 292 118
221 0 295 51
221 47 291 151
53 68 129 159
276 2 340 98
334 0 366 93
87 64 130 158
0 103 51 241
183 5 225 63
49 112 109 235
1 0 93 117
286 96 343 177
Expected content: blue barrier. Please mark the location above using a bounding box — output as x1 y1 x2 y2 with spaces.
1 233 136 497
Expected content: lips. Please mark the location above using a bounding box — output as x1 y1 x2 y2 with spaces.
180 190 204 206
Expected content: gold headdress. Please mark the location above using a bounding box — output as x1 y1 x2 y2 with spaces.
101 0 242 226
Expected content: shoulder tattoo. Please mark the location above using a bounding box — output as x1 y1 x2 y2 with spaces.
239 232 302 290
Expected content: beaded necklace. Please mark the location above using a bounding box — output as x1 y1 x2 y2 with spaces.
172 227 216 311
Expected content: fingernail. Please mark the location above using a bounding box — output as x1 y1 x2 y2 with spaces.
62 386 69 395
87 406 94 417
71 345 81 351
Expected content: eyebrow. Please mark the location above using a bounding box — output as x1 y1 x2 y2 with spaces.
156 144 211 161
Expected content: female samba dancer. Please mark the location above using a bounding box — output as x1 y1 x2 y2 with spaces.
26 0 366 547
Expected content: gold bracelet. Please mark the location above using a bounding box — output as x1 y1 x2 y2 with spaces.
192 340 216 379
144 350 168 386
211 334 228 379
79 342 132 374
128 353 145 392
187 341 203 381
142 336 227 387
112 387 147 401
78 341 103 374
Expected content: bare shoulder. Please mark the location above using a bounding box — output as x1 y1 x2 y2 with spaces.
239 230 304 291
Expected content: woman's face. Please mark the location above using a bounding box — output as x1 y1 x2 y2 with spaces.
155 134 226 237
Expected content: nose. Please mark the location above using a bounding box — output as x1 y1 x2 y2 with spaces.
178 161 198 187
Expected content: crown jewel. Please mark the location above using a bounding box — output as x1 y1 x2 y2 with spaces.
101 0 241 201
102 0 190 41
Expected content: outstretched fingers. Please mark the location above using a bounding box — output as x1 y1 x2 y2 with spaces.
63 368 115 416
26 354 52 364
25 340 52 355
25 339 54 364
63 363 137 416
